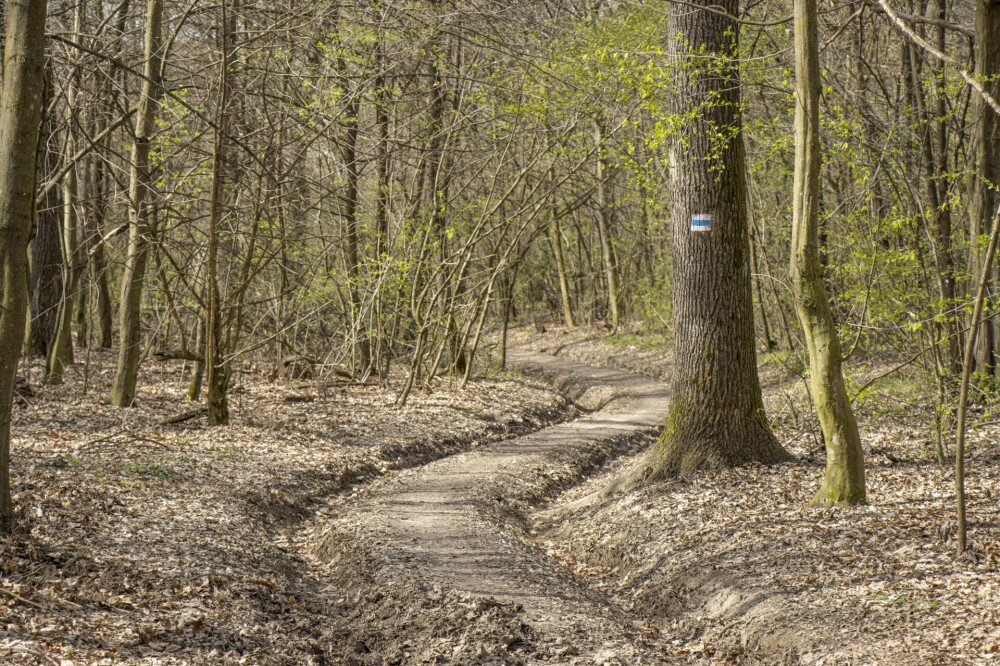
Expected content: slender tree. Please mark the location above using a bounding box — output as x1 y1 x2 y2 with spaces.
0 0 49 533
969 0 1000 377
205 0 236 426
594 121 619 328
28 86 63 358
110 0 163 407
45 48 84 384
791 0 866 505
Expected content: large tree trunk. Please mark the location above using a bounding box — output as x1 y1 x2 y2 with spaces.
110 0 163 407
791 0 866 505
0 0 48 533
969 0 1000 378
643 0 789 479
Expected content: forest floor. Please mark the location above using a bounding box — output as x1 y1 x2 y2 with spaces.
0 348 570 664
517 327 1000 664
2 330 1000 664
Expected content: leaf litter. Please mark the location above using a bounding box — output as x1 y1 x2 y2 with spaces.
519 328 1000 664
1 349 568 664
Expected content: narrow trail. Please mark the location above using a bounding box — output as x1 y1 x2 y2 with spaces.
312 350 674 663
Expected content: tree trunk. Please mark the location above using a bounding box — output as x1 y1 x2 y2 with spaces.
0 0 48 533
933 0 958 372
791 0 866 505
337 37 370 374
551 216 575 329
643 0 790 479
28 92 62 358
110 0 163 407
549 167 574 328
45 127 82 384
87 152 114 348
593 121 619 328
969 0 1000 378
205 0 235 426
188 314 205 401
89 0 127 351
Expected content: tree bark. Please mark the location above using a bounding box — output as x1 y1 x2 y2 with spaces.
643 0 789 479
335 15 370 375
110 0 163 407
933 0 958 371
28 91 62 358
593 121 619 328
551 216 575 329
969 0 1000 378
549 166 574 328
0 0 48 533
791 0 866 505
205 0 235 426
87 150 114 349
45 117 83 384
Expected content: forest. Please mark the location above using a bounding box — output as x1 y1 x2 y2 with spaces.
1 0 999 663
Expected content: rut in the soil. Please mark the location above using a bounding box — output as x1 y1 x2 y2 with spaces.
311 350 674 663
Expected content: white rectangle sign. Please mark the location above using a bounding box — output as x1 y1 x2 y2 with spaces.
691 213 713 232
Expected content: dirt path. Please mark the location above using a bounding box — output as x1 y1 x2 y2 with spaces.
309 350 674 663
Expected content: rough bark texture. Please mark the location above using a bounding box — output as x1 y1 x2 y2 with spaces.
969 0 1000 377
791 0 866 505
110 0 163 407
645 0 790 479
0 0 48 533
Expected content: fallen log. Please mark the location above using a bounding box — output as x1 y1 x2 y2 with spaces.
158 407 207 425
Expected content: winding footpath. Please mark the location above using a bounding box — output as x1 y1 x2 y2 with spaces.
318 349 673 662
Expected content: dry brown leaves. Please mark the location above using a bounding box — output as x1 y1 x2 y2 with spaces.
0 349 566 664
527 327 1000 664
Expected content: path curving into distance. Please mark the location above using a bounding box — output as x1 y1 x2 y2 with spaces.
313 350 674 663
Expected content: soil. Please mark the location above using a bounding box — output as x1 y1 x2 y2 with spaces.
302 349 673 664
0 349 569 664
521 327 1000 665
4 330 999 664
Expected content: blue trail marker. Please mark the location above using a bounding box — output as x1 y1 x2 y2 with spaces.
691 213 713 232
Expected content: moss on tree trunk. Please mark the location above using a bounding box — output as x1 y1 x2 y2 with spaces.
0 0 49 532
643 0 790 480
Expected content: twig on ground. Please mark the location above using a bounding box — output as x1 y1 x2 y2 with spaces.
159 407 208 425
0 586 46 611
